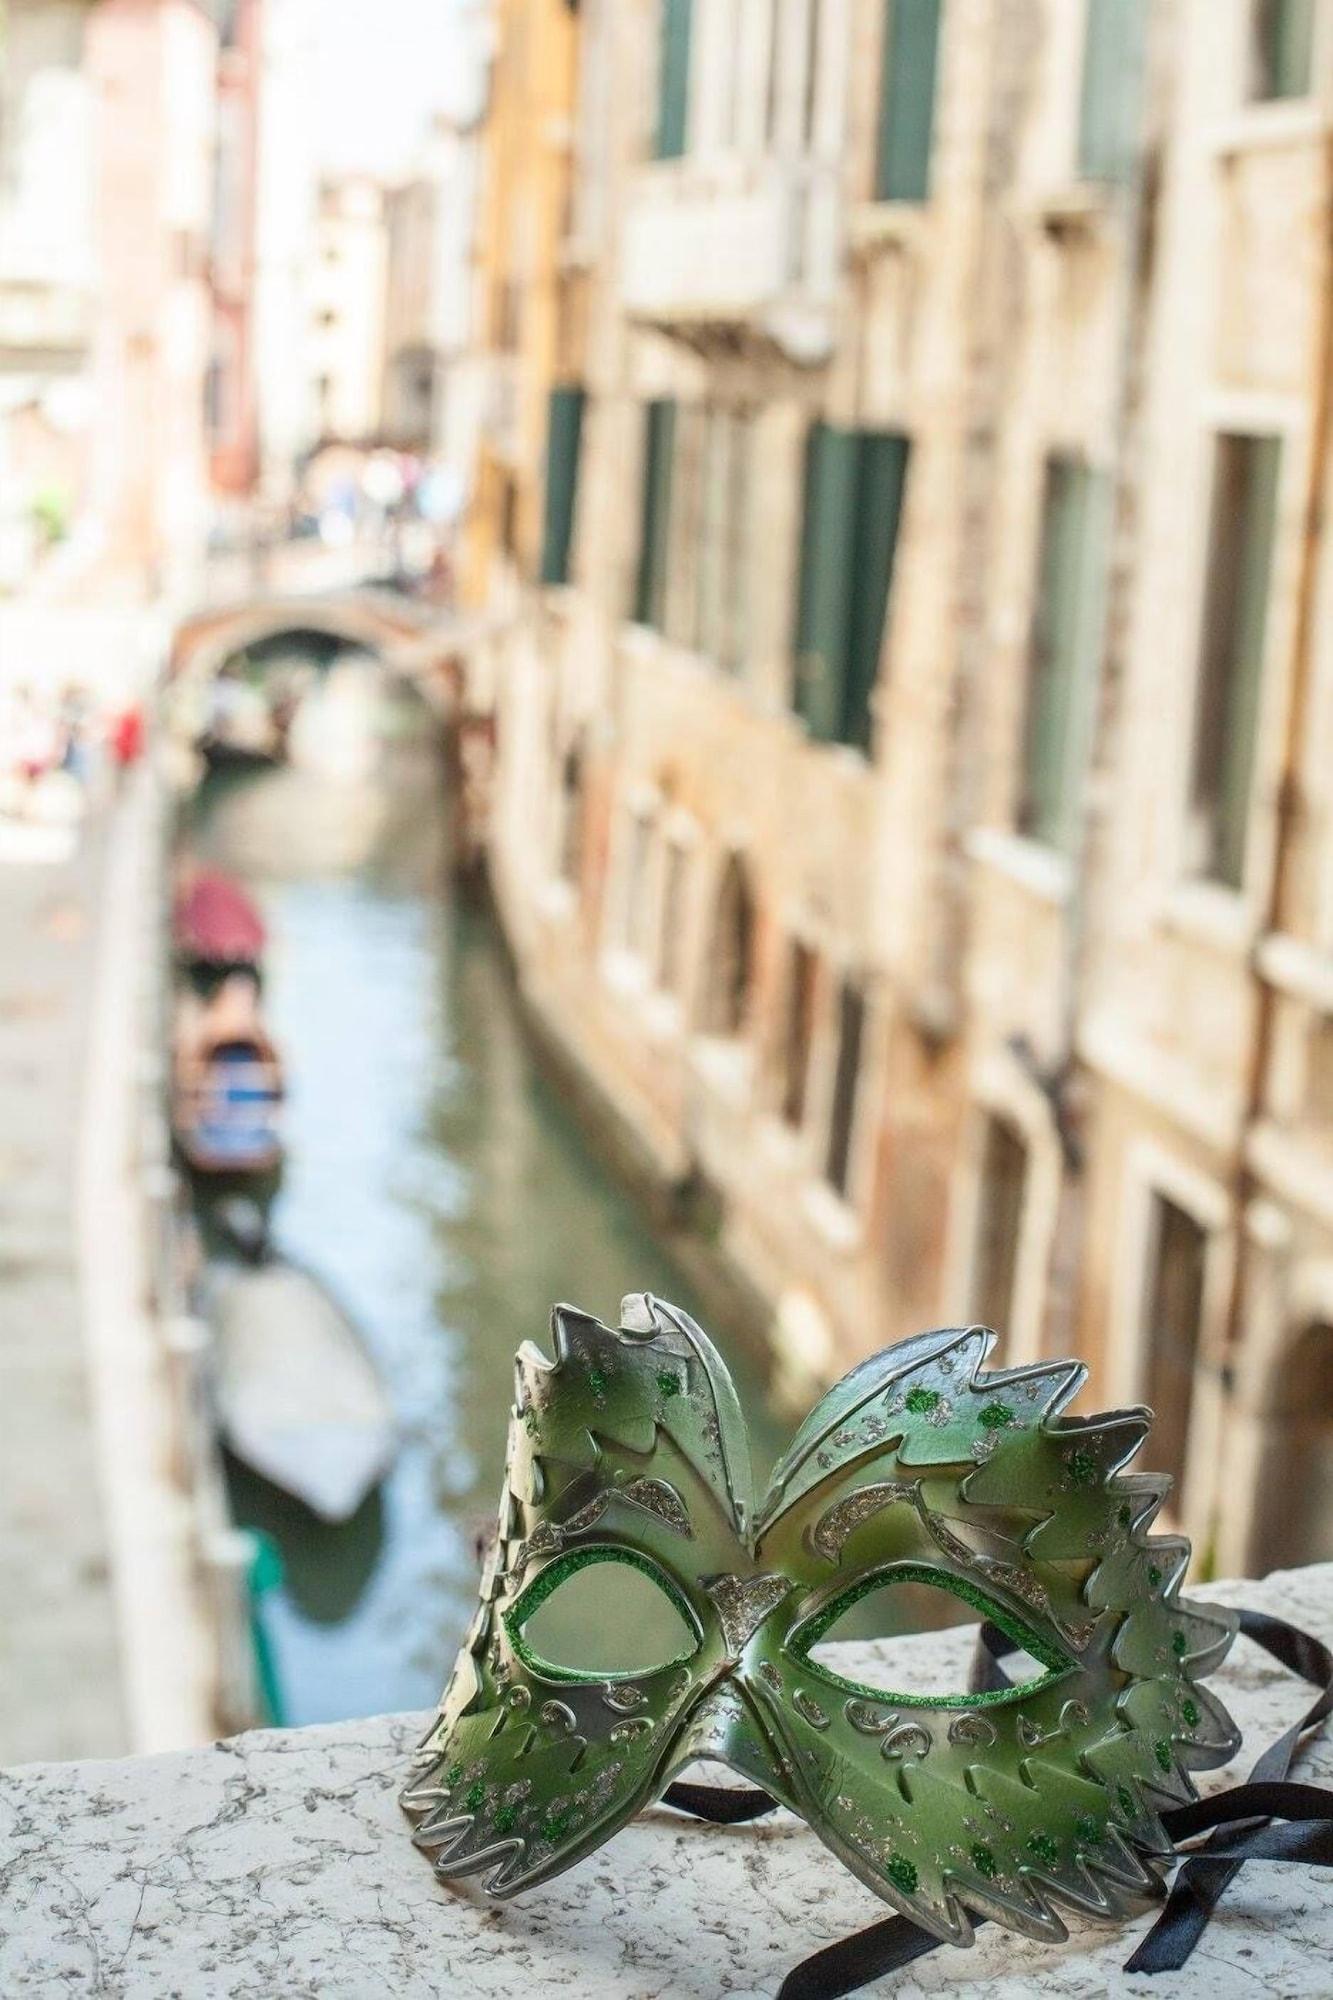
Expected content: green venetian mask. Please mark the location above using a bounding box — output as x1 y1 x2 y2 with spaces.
404 1295 1239 1946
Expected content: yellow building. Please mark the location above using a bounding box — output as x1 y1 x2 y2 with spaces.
462 0 581 610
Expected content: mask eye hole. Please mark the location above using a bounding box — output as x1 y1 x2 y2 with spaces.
789 1562 1074 1710
505 1546 700 1682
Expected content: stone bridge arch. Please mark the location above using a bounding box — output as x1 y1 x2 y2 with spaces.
168 590 463 714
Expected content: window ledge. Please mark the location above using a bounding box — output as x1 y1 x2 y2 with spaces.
690 1034 754 1105
847 201 925 258
642 990 684 1043
536 878 577 922
1157 879 1259 959
965 827 1072 906
1256 931 1333 1013
1029 179 1117 239
800 1179 862 1255
1210 100 1327 158
601 947 651 998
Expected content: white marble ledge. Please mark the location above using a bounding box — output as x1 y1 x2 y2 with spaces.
2 1566 1332 1999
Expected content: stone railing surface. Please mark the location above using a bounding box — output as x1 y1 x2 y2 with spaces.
2 1566 1330 1997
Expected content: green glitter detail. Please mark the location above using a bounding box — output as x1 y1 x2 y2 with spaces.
1074 1814 1102 1844
791 1562 1073 1710
1117 1785 1135 1818
1027 1832 1059 1865
522 1408 539 1436
1181 1697 1201 1727
886 1854 918 1895
656 1371 681 1398
905 1386 941 1414
445 1764 463 1788
1154 1739 1173 1772
1068 1449 1097 1486
465 1780 486 1812
504 1544 700 1684
587 1368 608 1396
1147 1564 1163 1587
493 1806 517 1834
971 1843 997 1879
979 1401 1014 1430
541 1810 572 1842
1172 1631 1188 1658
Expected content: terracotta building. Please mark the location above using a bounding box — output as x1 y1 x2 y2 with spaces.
475 0 1333 1579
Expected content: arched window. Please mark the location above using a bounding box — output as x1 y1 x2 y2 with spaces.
1247 1319 1333 1574
699 853 755 1038
557 739 585 886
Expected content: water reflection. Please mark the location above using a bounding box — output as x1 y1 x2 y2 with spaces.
188 663 784 1724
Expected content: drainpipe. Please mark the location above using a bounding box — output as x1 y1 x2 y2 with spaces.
1214 124 1333 1561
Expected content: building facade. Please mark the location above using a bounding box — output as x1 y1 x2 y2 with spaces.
475 0 1333 1579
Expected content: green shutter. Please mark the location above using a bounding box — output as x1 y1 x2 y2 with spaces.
874 0 942 203
1193 435 1281 888
844 433 909 750
634 399 675 627
793 425 910 749
1078 0 1145 182
656 0 693 160
540 384 585 585
1020 457 1108 851
1254 0 1316 99
793 423 858 742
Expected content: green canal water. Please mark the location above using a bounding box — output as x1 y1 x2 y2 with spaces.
188 669 785 1725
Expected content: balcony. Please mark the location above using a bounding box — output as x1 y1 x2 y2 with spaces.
0 278 91 366
619 155 840 365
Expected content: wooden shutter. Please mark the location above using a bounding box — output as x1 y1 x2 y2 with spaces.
634 398 676 627
1020 457 1108 851
1253 0 1316 100
1191 433 1281 888
1078 0 1145 182
539 384 585 585
793 422 858 742
843 432 910 751
874 0 942 202
656 0 693 160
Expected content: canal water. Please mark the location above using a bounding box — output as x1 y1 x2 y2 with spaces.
187 662 784 1726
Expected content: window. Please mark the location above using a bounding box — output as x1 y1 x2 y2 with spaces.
635 399 676 628
971 1116 1028 1332
657 840 689 993
1078 0 1145 183
874 0 942 202
778 940 818 1127
825 979 867 1197
557 742 586 886
700 854 756 1036
695 408 753 672
1141 1194 1207 1499
653 405 754 673
1188 433 1281 888
1250 0 1315 100
656 0 693 159
1247 1321 1333 1571
793 424 910 751
1018 455 1109 852
540 384 586 585
620 809 656 958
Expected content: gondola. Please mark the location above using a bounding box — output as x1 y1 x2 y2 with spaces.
202 1208 396 1523
172 971 283 1176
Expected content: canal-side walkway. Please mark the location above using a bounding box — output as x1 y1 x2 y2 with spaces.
0 810 126 1762
0 769 214 1766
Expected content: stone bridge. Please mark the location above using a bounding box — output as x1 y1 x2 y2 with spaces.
168 587 466 713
